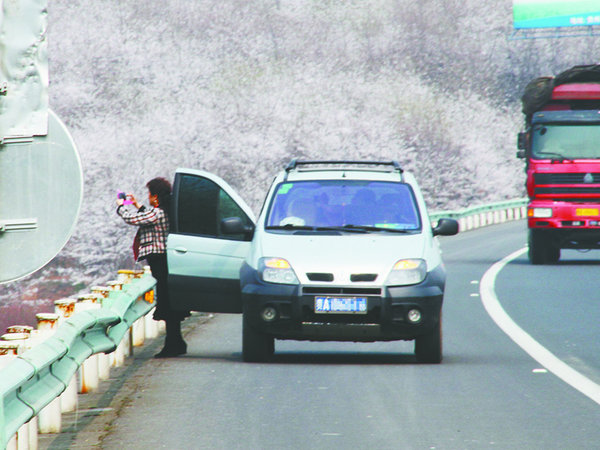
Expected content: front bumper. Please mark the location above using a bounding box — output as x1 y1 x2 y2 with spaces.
240 263 445 342
528 201 600 248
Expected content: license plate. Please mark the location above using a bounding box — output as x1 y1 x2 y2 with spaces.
315 296 367 314
576 208 599 217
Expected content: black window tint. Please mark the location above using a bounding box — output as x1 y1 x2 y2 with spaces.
176 174 252 240
217 190 253 240
177 175 219 236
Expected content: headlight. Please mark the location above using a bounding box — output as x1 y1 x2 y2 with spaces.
385 259 427 286
528 207 552 218
259 257 299 285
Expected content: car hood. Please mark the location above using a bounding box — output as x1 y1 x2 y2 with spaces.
255 231 428 285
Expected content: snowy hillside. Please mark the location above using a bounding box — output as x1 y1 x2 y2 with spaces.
1 0 599 326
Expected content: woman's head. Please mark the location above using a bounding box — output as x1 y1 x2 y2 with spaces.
146 177 171 211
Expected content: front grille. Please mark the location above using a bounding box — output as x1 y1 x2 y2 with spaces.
534 172 600 198
535 187 600 195
544 198 600 203
302 286 382 296
535 173 600 184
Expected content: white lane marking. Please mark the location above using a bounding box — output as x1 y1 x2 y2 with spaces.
480 247 600 405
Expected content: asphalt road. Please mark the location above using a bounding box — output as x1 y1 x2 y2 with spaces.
95 220 600 449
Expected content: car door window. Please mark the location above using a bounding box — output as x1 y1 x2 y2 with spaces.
175 174 252 240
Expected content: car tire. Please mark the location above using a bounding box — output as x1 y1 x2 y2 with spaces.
242 313 274 362
415 318 442 364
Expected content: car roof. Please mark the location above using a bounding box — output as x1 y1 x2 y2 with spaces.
273 160 416 185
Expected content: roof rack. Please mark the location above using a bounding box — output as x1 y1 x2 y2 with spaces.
285 159 403 173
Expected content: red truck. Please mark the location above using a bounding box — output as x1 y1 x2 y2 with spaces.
518 65 600 264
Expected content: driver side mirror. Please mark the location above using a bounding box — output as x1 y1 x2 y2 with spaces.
432 218 459 236
517 132 528 159
221 216 255 239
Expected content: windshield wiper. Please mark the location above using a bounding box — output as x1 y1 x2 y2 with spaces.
316 225 413 233
535 151 572 162
313 225 368 233
266 224 315 231
266 224 416 234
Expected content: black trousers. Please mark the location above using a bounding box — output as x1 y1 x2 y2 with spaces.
145 253 170 321
145 253 186 348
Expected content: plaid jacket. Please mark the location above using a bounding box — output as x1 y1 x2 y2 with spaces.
117 205 169 261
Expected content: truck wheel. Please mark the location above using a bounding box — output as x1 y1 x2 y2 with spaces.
528 230 560 264
547 246 560 264
415 319 442 364
528 229 545 264
242 313 274 362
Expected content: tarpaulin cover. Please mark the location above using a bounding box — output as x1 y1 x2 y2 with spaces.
521 64 600 117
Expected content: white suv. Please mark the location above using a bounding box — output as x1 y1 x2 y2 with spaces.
167 160 458 363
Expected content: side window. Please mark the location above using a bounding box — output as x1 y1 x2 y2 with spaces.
175 174 252 241
217 190 253 241
177 175 219 236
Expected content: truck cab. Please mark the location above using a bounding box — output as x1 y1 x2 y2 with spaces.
518 69 600 264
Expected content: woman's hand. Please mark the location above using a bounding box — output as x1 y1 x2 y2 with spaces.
129 194 141 209
117 193 140 208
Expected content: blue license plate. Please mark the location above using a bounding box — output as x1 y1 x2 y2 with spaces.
314 296 367 314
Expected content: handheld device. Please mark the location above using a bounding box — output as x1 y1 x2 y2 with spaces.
117 190 133 205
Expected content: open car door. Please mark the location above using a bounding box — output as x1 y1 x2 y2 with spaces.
167 169 255 313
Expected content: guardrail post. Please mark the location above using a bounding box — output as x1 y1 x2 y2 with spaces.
79 294 111 382
54 298 78 412
28 417 38 450
54 299 75 325
91 286 116 367
74 300 100 393
38 398 61 435
144 308 159 339
34 313 62 435
108 280 132 361
132 316 145 347
36 313 59 332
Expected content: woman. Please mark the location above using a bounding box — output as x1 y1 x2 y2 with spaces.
116 177 188 358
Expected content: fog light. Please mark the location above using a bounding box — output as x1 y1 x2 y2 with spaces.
407 309 422 324
261 306 278 322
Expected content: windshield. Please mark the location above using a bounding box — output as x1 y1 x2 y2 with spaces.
531 124 600 160
265 180 421 231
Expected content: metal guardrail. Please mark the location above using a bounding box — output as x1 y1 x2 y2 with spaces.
0 273 156 449
430 198 528 230
0 198 530 449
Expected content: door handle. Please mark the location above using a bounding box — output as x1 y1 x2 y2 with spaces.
174 247 188 254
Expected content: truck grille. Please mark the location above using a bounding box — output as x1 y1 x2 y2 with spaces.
535 187 600 194
534 173 600 198
535 173 600 184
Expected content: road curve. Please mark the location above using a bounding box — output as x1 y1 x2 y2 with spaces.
71 220 600 449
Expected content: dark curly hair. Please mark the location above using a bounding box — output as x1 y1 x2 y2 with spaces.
146 177 172 214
